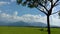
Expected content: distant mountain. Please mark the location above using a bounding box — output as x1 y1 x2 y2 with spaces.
7 21 30 26
0 21 46 27
29 22 47 27
0 21 7 25
0 21 59 27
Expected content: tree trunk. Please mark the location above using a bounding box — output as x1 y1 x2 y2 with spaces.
47 15 51 34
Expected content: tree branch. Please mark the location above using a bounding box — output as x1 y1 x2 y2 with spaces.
35 7 48 15
49 0 59 15
54 2 60 7
38 3 48 12
51 11 60 15
53 0 59 7
48 0 54 15
51 0 53 5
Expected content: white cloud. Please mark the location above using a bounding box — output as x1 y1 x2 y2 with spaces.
0 10 2 13
53 0 56 4
11 0 16 2
0 1 10 6
0 11 60 26
21 14 47 23
13 11 18 16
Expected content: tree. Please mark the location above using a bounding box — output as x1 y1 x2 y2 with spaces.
17 0 60 34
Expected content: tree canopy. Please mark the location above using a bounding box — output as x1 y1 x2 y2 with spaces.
17 0 60 16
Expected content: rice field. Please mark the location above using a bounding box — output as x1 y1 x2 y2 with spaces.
0 26 60 34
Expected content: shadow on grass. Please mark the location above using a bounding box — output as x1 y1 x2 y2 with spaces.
38 28 48 32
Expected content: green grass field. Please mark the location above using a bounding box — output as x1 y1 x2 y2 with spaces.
0 26 60 34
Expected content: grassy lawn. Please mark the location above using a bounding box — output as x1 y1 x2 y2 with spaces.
0 26 60 34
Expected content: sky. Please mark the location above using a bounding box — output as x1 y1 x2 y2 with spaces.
0 0 60 26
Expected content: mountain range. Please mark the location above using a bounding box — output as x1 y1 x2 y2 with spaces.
0 21 59 27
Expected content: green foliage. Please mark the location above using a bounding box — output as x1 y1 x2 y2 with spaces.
17 0 60 15
17 0 22 4
17 0 48 8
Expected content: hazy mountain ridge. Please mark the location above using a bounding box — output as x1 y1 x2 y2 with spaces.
0 21 46 26
0 21 59 27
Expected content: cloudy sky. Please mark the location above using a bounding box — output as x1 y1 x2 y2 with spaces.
0 0 60 26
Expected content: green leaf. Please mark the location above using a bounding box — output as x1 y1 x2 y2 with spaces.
17 0 22 4
22 1 27 6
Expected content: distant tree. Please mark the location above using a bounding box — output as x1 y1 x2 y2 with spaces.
17 0 60 34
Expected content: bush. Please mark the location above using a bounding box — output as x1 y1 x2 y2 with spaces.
40 29 44 31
